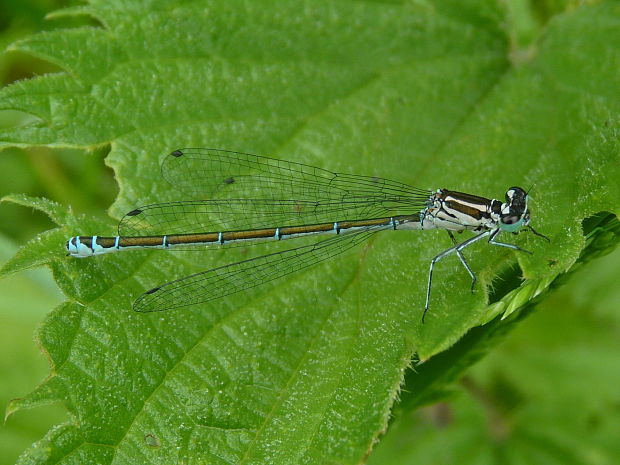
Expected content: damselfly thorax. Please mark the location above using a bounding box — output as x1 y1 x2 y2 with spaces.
67 149 548 321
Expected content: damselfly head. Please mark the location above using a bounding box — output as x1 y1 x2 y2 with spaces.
499 187 529 232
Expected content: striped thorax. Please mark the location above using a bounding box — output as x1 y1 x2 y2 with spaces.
420 187 531 234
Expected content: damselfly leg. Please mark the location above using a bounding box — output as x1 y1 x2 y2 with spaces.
424 230 491 323
487 229 532 254
447 231 477 290
423 227 548 322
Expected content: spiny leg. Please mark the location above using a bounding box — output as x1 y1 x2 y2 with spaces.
488 229 533 254
525 225 551 243
422 229 541 322
447 231 477 292
423 230 491 323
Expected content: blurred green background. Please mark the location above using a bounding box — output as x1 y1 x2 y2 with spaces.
0 1 116 463
0 1 618 464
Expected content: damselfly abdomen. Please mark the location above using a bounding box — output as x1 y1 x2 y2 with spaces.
67 148 548 321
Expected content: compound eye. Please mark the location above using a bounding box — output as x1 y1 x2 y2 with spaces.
502 215 520 225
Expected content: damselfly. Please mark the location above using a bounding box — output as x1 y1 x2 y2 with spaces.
67 148 549 321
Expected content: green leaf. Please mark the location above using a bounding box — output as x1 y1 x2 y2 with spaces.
1 1 619 464
0 235 67 461
0 194 104 277
368 236 620 465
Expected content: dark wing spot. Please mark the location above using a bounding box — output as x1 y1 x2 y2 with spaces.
224 177 235 185
145 286 161 295
126 209 143 216
170 149 184 157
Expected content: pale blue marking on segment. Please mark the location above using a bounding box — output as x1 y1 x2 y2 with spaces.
91 235 100 254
